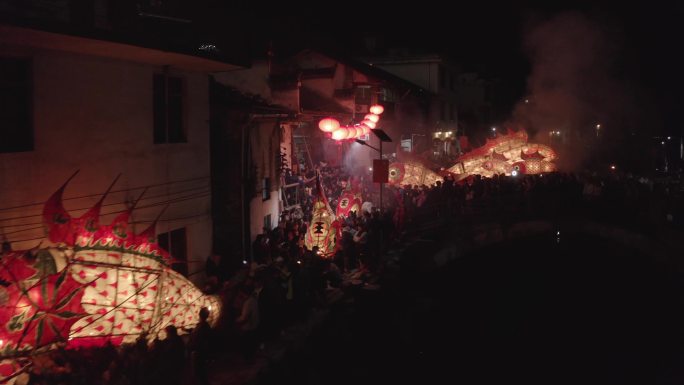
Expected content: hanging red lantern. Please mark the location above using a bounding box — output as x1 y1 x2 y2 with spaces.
361 120 376 129
318 118 340 133
331 128 348 141
369 105 384 115
364 114 380 123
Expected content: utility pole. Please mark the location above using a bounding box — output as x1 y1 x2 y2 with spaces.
379 140 383 212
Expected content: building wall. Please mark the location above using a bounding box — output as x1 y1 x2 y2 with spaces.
305 77 334 98
376 61 464 146
249 190 281 243
375 62 439 93
0 47 212 283
246 119 285 243
213 61 272 102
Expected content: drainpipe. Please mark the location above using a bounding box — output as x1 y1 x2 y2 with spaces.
241 116 253 263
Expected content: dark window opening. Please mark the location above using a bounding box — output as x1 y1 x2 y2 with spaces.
0 58 32 153
158 227 188 276
354 86 372 111
264 214 272 231
153 74 185 144
262 177 271 201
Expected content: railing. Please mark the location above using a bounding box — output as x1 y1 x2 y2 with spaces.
281 181 306 210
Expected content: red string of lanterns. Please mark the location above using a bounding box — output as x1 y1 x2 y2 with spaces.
317 105 385 141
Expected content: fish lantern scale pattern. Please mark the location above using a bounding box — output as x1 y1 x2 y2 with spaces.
0 174 221 383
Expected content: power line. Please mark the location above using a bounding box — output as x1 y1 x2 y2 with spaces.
0 184 210 224
4 225 43 236
6 212 210 244
1 190 210 230
0 176 210 212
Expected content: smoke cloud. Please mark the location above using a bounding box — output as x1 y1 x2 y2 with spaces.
509 12 635 171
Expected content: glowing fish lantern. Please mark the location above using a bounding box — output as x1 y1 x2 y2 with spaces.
304 176 340 258
388 162 443 187
0 173 220 382
335 179 363 219
447 129 558 177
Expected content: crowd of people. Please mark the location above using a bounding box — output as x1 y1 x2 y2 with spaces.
18 164 684 384
388 170 684 234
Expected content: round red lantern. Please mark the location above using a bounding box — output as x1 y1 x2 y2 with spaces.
361 120 376 129
364 114 380 123
369 105 384 115
331 128 347 141
318 118 340 133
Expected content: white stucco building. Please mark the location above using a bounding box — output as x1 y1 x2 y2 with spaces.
0 24 243 283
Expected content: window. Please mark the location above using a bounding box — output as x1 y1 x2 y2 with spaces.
158 227 188 276
379 88 396 103
264 214 272 231
354 86 372 113
262 177 271 201
343 66 353 88
0 58 32 153
153 74 185 143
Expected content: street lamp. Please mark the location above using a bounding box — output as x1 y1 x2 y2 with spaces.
355 138 380 152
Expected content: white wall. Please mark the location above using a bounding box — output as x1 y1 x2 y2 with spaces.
0 47 212 282
246 120 290 242
249 191 281 243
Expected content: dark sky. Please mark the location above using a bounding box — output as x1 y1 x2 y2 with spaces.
216 2 683 135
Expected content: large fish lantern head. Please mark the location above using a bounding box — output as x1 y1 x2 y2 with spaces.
304 178 339 258
388 162 443 187
454 129 558 177
304 208 339 258
0 174 220 383
388 163 405 186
